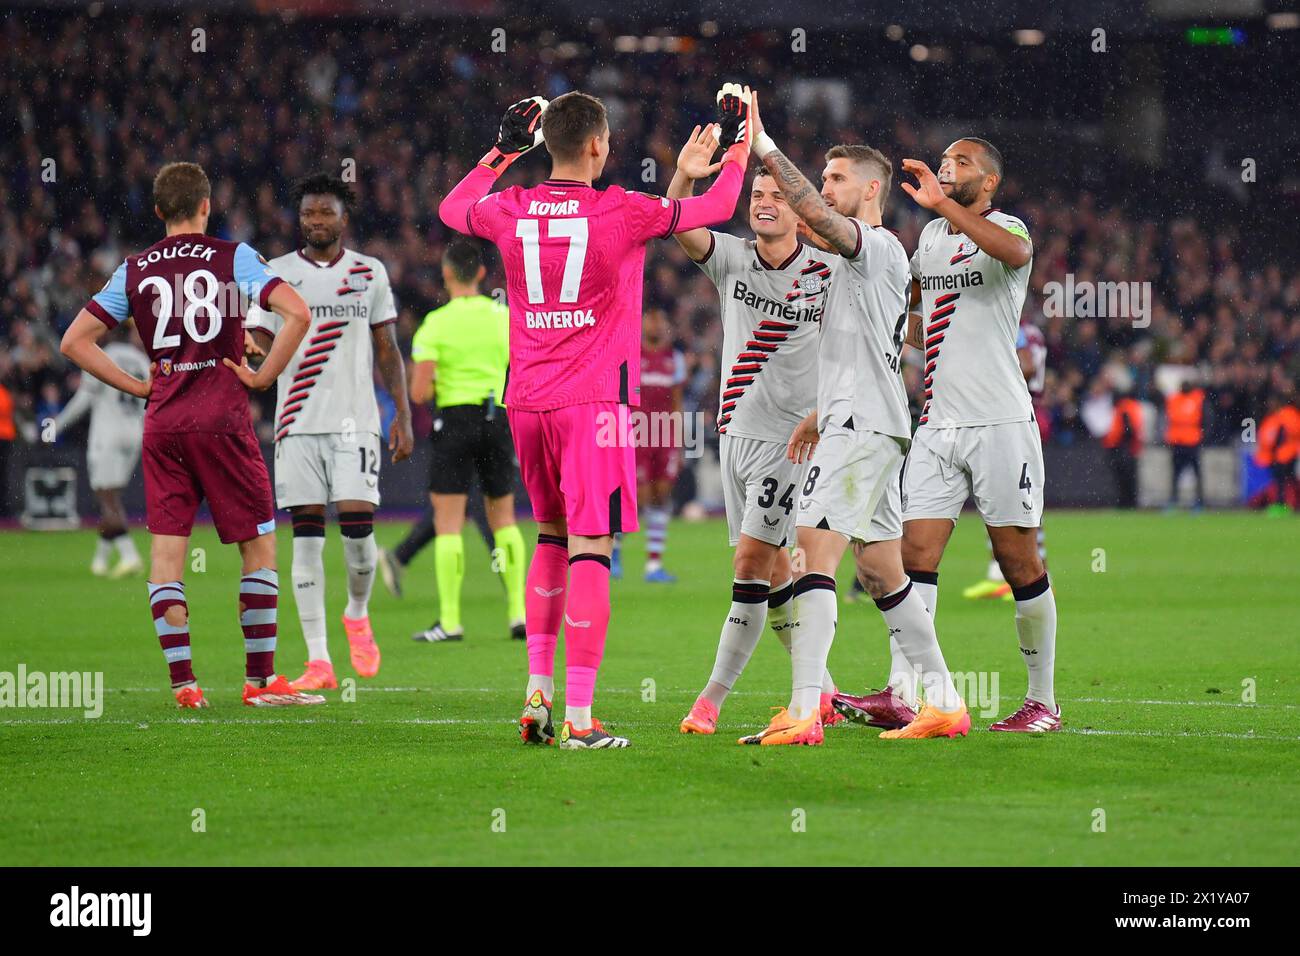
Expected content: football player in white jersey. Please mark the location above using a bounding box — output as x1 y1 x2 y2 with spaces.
54 323 148 577
245 173 414 691
663 125 843 735
897 139 1060 733
738 94 968 745
963 320 1049 601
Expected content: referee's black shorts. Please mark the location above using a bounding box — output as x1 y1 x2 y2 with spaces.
428 403 517 498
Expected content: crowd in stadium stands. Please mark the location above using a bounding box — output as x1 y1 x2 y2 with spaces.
2 13 1298 513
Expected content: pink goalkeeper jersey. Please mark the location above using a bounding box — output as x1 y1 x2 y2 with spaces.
464 178 683 411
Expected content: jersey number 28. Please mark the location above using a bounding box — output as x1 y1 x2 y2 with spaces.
139 269 224 348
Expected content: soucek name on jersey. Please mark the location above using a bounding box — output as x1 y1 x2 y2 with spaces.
696 232 836 442
245 248 396 442
911 208 1034 429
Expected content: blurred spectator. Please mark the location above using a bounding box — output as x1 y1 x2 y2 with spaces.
1250 392 1300 514
1165 381 1206 509
1103 392 1144 509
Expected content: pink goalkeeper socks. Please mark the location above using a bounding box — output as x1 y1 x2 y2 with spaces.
563 553 612 708
525 534 569 677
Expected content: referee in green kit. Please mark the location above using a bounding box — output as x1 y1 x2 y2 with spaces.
408 241 525 643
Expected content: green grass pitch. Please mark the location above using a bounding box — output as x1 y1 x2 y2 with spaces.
1 511 1296 866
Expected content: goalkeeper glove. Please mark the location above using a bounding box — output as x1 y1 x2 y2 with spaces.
715 82 752 161
480 96 549 171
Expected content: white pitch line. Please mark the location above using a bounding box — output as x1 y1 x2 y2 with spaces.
101 686 1300 710
1064 696 1297 710
2 717 1297 741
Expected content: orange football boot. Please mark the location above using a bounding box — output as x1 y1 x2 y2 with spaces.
290 659 337 691
680 697 719 734
174 685 209 709
879 702 971 739
739 707 823 746
343 615 381 678
243 675 326 707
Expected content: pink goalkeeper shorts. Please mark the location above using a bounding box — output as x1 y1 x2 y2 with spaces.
507 401 639 536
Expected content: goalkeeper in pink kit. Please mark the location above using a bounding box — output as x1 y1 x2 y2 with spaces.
439 86 752 748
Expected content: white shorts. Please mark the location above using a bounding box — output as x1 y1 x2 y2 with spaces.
87 432 142 491
902 420 1044 527
868 466 903 542
719 433 803 547
274 432 382 509
796 425 907 544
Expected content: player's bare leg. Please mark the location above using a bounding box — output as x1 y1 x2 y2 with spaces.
337 499 381 677
288 504 335 689
238 532 324 706
963 529 1013 601
413 492 469 643
484 492 527 639
987 524 1059 732
147 534 205 708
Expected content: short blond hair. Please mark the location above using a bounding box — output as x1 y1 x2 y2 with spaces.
825 144 892 214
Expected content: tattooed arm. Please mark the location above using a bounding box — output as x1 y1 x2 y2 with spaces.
749 92 860 258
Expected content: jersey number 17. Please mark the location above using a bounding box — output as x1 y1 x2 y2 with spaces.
515 218 589 304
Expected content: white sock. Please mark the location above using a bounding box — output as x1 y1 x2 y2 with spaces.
1014 576 1057 711
113 533 140 562
94 538 112 563
343 533 378 620
645 507 669 572
986 557 1004 582
702 579 769 707
878 580 960 711
292 535 329 662
909 573 939 619
526 674 555 701
565 704 591 728
887 634 920 709
769 579 836 694
789 575 837 720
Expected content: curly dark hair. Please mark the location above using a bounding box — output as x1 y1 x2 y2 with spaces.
290 172 356 213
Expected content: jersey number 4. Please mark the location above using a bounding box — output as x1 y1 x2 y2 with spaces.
516 218 588 304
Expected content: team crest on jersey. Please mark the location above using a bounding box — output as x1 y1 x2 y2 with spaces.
338 261 374 296
799 276 822 295
158 358 173 376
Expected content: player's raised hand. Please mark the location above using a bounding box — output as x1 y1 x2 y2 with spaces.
389 414 414 464
676 124 722 180
223 356 269 391
787 412 820 464
497 96 549 156
900 159 947 210
715 83 752 151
